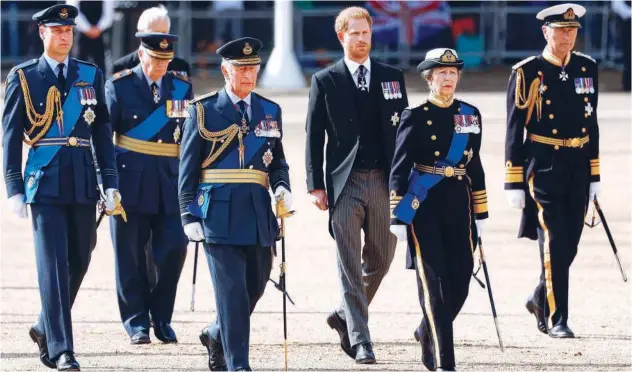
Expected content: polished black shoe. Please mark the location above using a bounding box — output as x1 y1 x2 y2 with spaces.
55 351 80 371
154 321 178 343
326 311 355 359
199 328 227 371
414 327 436 371
548 324 575 339
525 298 548 334
130 329 151 345
437 368 456 371
354 342 376 364
29 326 55 369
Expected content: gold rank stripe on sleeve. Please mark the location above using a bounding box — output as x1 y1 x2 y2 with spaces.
590 158 600 176
472 190 488 214
390 194 403 218
505 165 524 183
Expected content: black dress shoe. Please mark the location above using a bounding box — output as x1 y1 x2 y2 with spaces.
326 311 355 359
199 328 227 371
525 298 548 334
29 326 55 369
55 351 80 371
548 324 575 338
414 327 436 371
437 368 456 371
154 321 178 343
130 330 151 345
354 342 376 364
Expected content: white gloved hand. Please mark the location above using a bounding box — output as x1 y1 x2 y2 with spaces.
104 188 121 212
589 181 601 202
505 189 526 209
9 193 28 219
475 219 485 238
275 186 292 210
390 225 408 242
184 222 205 242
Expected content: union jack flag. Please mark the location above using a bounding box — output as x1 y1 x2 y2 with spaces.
365 1 452 47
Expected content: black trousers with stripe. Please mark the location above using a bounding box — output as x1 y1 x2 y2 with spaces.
407 180 476 369
527 151 590 328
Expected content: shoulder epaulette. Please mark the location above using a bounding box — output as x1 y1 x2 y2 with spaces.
112 69 133 81
191 90 217 104
253 92 279 106
168 70 191 83
8 59 38 76
512 56 537 70
75 59 98 68
573 51 596 63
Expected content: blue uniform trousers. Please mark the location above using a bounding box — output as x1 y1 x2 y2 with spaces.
30 203 96 360
110 212 187 336
205 244 273 371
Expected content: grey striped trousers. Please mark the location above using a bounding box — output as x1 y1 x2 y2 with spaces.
331 170 397 347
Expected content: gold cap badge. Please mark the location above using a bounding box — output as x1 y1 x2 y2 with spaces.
563 8 576 20
440 50 456 63
59 8 68 18
160 39 169 50
243 42 252 55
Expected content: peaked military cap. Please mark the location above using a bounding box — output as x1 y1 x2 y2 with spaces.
32 4 78 26
217 37 263 66
136 32 179 60
536 3 586 28
416 48 464 73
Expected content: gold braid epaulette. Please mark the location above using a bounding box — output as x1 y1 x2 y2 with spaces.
514 67 542 125
17 69 63 145
196 102 244 168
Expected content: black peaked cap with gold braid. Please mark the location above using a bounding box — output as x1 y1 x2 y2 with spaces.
136 32 179 60
217 37 263 66
32 4 78 26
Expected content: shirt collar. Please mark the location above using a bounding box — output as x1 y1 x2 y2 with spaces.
225 85 252 107
42 53 69 74
344 56 371 76
143 72 163 89
542 48 571 67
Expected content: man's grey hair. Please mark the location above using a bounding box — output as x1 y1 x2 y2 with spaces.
220 59 261 84
137 5 170 32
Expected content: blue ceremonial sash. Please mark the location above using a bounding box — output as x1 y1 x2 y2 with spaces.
116 77 189 153
23 63 97 203
393 102 475 224
187 98 278 219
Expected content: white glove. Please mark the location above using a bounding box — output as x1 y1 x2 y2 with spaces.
9 193 28 219
589 182 601 202
475 219 485 238
104 188 121 212
505 189 525 209
390 225 408 242
275 186 292 211
184 222 205 242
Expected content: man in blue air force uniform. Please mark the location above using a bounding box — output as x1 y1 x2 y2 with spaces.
2 5 120 371
105 32 193 345
178 37 291 371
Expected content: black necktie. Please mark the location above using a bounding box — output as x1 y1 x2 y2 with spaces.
151 83 160 104
57 64 66 90
357 65 368 91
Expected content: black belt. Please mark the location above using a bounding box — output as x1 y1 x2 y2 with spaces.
32 136 91 148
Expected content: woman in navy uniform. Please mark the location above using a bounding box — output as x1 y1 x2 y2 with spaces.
178 37 291 371
389 49 488 372
105 32 193 345
2 5 120 370
504 3 601 338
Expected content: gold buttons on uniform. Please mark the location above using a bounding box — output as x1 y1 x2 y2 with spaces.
585 113 589 118
435 151 440 156
424 106 429 111
157 139 163 143
584 97 589 102
459 164 464 168
463 151 468 155
546 100 551 105
549 114 554 119
582 67 586 72
538 71 543 76
552 129 558 134
554 145 560 150
133 115 138 119
457 176 463 180
431 135 437 140
427 120 432 125
582 128 586 133
249 165 254 169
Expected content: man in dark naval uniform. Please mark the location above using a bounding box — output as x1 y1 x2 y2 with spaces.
504 3 601 339
2 4 121 370
112 5 190 78
178 37 291 371
105 32 193 345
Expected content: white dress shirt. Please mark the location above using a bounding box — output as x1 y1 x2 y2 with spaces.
225 85 252 119
43 53 69 78
344 56 371 91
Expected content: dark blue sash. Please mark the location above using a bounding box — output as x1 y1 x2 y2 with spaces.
117 78 189 153
23 63 97 203
393 102 475 224
187 98 278 219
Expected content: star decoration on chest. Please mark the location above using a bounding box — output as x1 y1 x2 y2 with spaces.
585 102 593 116
539 84 547 95
83 107 96 125
390 112 399 126
559 70 569 81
